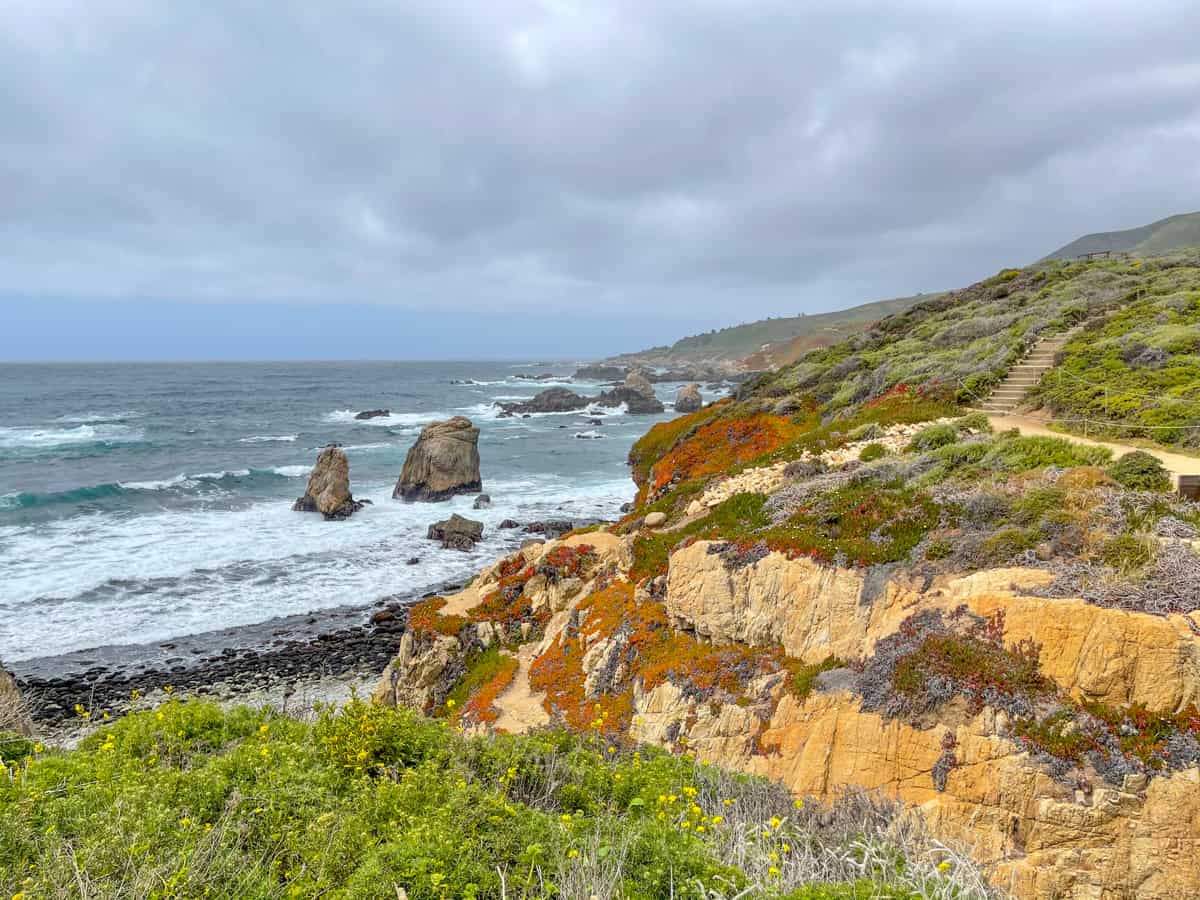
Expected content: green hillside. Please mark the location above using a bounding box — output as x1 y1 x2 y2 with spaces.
604 294 927 371
746 251 1200 448
1043 211 1200 260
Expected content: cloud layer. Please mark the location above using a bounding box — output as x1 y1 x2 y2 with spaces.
3 0 1199 355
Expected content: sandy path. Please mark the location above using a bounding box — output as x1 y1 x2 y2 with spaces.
986 414 1200 487
491 642 549 733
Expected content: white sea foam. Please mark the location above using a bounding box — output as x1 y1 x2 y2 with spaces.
574 430 606 440
0 473 633 660
0 423 143 451
269 465 312 478
325 409 448 428
238 434 298 444
55 411 142 424
118 474 192 491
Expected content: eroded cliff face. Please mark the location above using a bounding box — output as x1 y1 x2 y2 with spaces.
375 526 1200 899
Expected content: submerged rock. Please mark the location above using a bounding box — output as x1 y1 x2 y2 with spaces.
394 417 482 502
427 514 485 551
473 493 492 509
354 409 390 420
675 383 703 413
292 445 365 519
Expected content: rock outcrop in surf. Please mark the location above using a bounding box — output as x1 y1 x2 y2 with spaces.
394 417 483 502
674 383 703 413
427 513 485 551
292 445 365 520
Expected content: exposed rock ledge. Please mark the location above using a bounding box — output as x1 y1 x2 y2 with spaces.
376 531 1200 899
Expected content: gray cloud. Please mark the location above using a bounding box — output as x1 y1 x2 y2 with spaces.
2 0 1199 340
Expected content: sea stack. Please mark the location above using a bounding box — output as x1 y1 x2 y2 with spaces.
292 444 365 520
394 416 482 502
675 383 703 413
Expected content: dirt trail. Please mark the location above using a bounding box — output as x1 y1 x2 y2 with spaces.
986 414 1200 487
491 642 549 733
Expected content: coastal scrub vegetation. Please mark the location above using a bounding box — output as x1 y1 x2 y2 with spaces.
1027 267 1200 447
0 698 994 899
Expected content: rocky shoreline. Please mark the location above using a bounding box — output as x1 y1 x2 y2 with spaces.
10 590 432 726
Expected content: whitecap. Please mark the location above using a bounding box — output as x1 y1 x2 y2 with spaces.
574 430 606 440
324 409 449 428
238 434 298 444
117 474 193 491
0 423 143 451
270 465 312 478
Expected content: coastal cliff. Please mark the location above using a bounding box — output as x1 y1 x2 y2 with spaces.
376 255 1200 899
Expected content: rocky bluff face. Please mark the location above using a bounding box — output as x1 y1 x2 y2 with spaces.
394 416 483 503
292 445 366 520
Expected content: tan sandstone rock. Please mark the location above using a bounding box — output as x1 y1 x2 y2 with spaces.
394 416 482 502
292 444 363 519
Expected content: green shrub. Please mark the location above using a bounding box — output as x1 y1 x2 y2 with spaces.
905 423 959 454
1107 451 1172 492
791 656 844 701
980 527 1038 564
923 539 953 561
982 435 1111 471
954 412 993 434
0 699 988 899
858 442 888 462
1100 534 1154 572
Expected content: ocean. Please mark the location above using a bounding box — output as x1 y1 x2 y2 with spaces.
0 362 717 663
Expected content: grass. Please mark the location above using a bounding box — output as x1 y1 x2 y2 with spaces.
0 699 994 900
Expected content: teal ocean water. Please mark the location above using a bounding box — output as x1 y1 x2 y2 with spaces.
0 362 718 661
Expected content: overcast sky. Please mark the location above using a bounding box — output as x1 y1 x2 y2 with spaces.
3 0 1199 361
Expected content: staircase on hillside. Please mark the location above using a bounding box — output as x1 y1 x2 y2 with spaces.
977 325 1083 414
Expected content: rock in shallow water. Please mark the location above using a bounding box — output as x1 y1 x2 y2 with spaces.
394 416 482 502
292 445 365 520
427 513 485 551
675 383 703 413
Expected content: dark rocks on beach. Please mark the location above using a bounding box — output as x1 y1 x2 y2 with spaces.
354 408 391 420
292 445 365 520
394 416 482 502
427 513 485 551
15 608 413 725
473 493 492 509
675 383 703 413
523 519 573 539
